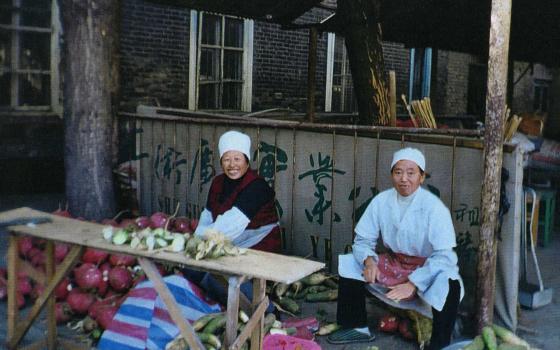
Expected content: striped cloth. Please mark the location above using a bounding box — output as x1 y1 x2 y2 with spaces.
98 275 223 350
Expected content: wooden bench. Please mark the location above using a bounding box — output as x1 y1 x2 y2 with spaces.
0 207 324 350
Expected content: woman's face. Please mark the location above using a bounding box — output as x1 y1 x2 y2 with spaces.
391 160 425 197
221 150 249 180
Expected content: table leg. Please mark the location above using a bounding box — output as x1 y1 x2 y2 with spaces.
45 241 57 349
250 279 266 350
7 234 18 341
225 276 244 348
7 244 83 349
137 258 205 350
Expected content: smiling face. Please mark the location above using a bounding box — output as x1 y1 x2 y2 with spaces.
391 159 425 197
220 150 250 180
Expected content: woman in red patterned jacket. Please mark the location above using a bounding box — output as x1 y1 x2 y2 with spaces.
193 130 281 253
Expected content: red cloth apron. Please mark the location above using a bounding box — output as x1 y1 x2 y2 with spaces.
376 251 427 287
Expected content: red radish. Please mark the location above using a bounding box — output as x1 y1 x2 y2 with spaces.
190 218 199 231
173 217 192 233
101 218 119 227
67 290 95 314
18 237 34 257
97 305 118 329
0 267 5 278
135 216 151 229
55 243 70 263
150 212 169 229
82 248 109 265
108 266 132 292
30 283 45 300
119 218 138 230
88 294 121 319
378 314 400 333
53 205 72 218
55 277 72 300
30 251 46 267
108 254 136 267
32 238 47 249
97 262 111 296
55 302 73 324
17 293 25 309
74 263 102 290
17 277 33 295
398 318 415 340
26 247 42 260
0 277 7 300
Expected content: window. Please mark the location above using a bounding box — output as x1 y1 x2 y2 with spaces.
0 0 60 111
325 33 356 113
533 79 550 113
408 47 432 100
189 11 253 112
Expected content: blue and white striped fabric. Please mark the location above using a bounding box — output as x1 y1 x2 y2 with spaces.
98 275 222 350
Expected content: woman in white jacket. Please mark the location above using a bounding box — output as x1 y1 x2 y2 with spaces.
328 147 464 350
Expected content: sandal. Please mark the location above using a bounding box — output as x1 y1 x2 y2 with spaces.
327 328 376 344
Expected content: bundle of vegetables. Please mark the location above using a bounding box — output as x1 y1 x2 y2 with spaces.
102 224 246 261
165 310 252 350
462 324 533 350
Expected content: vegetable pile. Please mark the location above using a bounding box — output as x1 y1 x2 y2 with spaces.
102 213 246 260
0 208 193 345
462 324 533 350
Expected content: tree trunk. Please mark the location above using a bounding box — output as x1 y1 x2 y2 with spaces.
337 0 390 125
59 0 120 220
476 0 512 332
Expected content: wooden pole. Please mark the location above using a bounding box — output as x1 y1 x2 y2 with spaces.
389 71 397 126
476 0 512 332
306 27 317 123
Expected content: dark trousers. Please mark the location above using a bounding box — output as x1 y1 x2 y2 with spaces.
336 277 461 350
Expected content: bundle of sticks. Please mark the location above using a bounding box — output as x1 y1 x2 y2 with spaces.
503 107 522 142
401 95 437 128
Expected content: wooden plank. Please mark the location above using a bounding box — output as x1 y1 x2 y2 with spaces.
250 279 266 350
0 208 325 284
7 245 84 349
137 257 205 350
232 294 268 350
45 241 56 350
224 276 244 348
7 234 18 341
212 273 252 314
17 257 46 285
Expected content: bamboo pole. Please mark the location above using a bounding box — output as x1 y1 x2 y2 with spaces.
476 0 512 332
389 71 397 126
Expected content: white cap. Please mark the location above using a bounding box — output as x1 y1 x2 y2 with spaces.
391 147 425 171
218 130 251 161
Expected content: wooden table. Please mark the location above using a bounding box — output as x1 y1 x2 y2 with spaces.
0 207 324 350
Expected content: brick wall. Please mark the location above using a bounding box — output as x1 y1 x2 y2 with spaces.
120 0 190 112
432 51 485 116
252 10 330 112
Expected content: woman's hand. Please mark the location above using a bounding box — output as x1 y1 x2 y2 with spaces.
362 257 379 283
385 281 417 301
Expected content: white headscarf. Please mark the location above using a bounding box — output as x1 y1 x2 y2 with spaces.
218 130 251 161
391 147 425 171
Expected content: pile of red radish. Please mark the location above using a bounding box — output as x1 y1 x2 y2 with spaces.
0 208 198 343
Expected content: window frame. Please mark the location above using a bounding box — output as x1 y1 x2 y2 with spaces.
0 0 61 114
324 33 356 113
188 10 253 112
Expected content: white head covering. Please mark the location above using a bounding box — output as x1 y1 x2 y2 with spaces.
391 147 425 171
218 130 251 161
